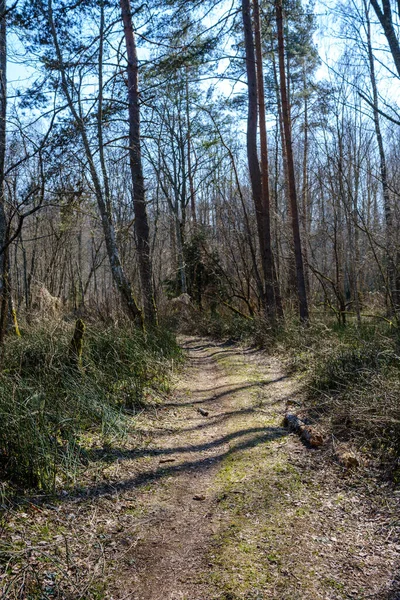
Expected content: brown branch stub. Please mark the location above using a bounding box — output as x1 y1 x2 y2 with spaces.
284 401 324 448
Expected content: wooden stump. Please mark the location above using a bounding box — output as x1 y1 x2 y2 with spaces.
69 318 86 367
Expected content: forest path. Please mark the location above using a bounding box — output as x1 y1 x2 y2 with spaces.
114 337 399 599
118 336 293 600
2 337 398 599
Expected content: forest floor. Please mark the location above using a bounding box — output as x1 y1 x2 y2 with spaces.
2 337 400 599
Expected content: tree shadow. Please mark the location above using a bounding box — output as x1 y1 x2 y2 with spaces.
180 341 216 351
85 425 278 463
205 347 260 359
34 426 287 505
125 406 277 441
164 377 288 407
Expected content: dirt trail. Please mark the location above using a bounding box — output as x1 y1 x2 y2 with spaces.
123 337 292 600
127 338 234 599
2 337 399 599
114 337 399 599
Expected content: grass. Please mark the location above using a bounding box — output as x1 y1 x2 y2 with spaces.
203 334 396 599
0 322 182 491
205 349 317 599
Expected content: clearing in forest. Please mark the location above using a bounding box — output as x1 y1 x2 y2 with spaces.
1 337 399 599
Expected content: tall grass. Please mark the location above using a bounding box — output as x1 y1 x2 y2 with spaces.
0 323 181 490
303 323 400 459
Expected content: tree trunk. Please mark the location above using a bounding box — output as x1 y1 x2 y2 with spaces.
242 0 275 320
301 60 310 297
370 0 400 79
272 46 296 301
185 70 197 226
364 0 397 313
253 0 280 320
0 2 17 343
275 0 309 322
0 0 6 345
120 0 157 326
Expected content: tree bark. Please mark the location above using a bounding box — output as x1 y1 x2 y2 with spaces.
272 45 296 300
284 402 323 447
252 0 280 320
0 1 16 343
242 0 275 320
120 0 157 326
364 0 397 312
0 0 6 343
275 0 309 322
185 69 197 226
301 60 310 297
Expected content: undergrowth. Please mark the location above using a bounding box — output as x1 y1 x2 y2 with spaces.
0 323 181 491
268 318 400 467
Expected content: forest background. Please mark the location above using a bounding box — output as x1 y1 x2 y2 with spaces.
0 0 400 491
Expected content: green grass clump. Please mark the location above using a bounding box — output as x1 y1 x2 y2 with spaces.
0 323 181 490
272 318 400 462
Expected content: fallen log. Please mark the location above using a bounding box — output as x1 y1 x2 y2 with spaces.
284 403 324 448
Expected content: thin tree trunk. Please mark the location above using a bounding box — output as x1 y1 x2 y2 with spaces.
301 60 310 296
0 0 7 345
0 2 17 341
364 0 397 312
272 47 296 300
120 0 157 326
185 70 197 226
175 215 187 294
370 0 400 79
275 0 309 322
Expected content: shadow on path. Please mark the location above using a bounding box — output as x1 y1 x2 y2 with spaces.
164 377 288 408
36 426 287 505
86 425 281 463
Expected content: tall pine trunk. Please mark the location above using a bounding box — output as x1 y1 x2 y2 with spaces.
275 0 309 322
242 0 275 320
253 0 282 319
120 0 157 326
48 0 143 326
